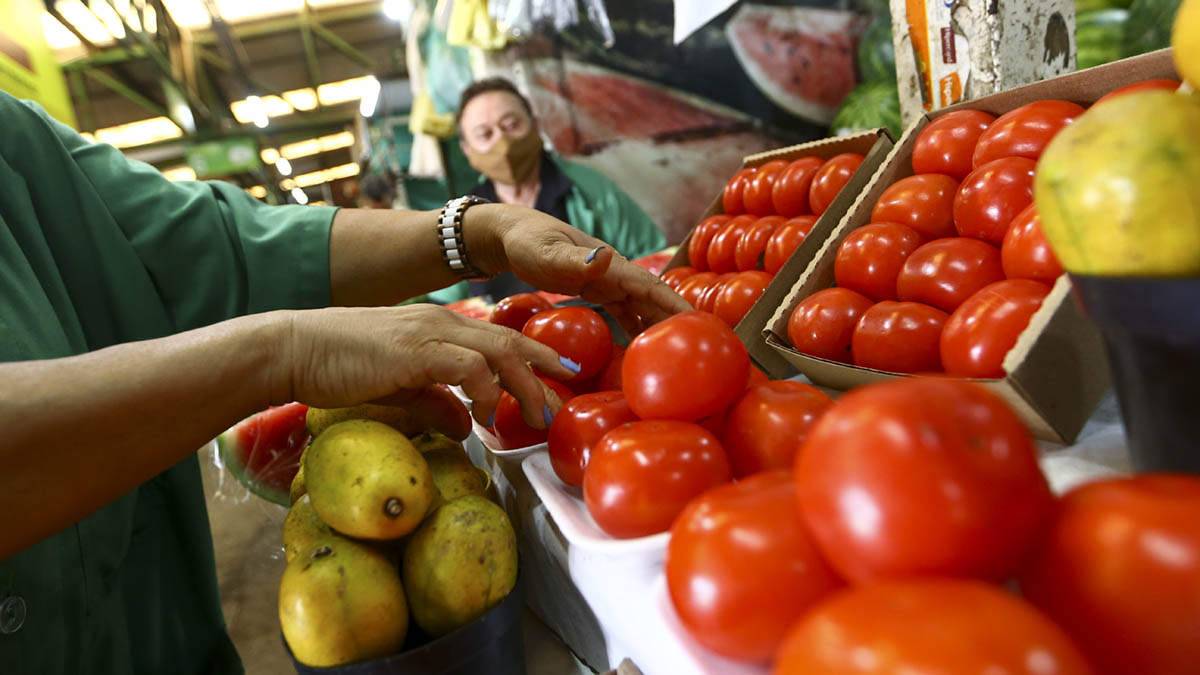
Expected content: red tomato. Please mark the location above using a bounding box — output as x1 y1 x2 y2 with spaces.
490 293 553 332
773 579 1095 675
911 109 997 180
743 159 788 216
1021 475 1200 675
584 420 730 538
677 272 718 308
1094 78 1180 106
809 153 864 216
834 222 924 301
787 287 874 363
696 407 729 439
523 306 613 381
772 156 824 217
870 173 959 240
593 344 626 392
1001 204 1064 285
660 266 696 291
953 156 1036 245
686 215 732 272
722 381 833 478
745 364 769 388
622 310 749 421
896 237 1005 312
706 214 757 274
697 272 735 314
940 279 1050 378
722 167 756 216
794 378 1052 582
713 270 771 327
972 100 1085 168
734 216 786 271
493 377 576 450
763 216 817 275
851 301 948 373
546 391 638 487
668 471 842 664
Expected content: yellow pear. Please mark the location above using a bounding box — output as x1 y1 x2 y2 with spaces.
305 419 435 540
424 447 488 502
402 495 518 636
306 404 413 437
288 444 309 505
281 495 337 564
409 429 468 456
279 538 408 667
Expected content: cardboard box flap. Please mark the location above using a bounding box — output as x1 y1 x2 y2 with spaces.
742 128 890 167
738 130 895 375
940 48 1176 115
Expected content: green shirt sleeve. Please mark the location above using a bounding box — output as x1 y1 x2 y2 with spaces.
29 102 337 332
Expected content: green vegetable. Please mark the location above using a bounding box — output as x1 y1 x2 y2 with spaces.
1075 0 1133 11
857 14 897 84
1076 8 1130 70
830 80 902 140
1120 0 1183 57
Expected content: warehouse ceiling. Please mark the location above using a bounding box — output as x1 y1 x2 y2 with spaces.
42 0 409 202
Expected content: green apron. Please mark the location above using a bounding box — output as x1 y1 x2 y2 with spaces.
0 91 336 674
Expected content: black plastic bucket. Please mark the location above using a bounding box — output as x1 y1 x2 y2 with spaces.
286 575 526 675
1071 275 1200 473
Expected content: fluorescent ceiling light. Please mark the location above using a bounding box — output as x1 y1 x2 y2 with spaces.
275 157 292 175
247 185 268 198
41 13 83 49
260 147 281 164
283 88 318 111
279 131 354 160
382 0 412 22
289 161 359 188
161 165 197 181
94 116 183 148
243 95 270 128
316 76 377 107
290 187 309 204
359 76 381 117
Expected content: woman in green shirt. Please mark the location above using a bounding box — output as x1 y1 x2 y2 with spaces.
0 91 687 674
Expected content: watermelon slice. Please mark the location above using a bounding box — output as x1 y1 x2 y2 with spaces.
725 4 868 124
217 402 311 506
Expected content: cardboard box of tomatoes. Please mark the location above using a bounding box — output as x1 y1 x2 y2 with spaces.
661 129 895 375
763 48 1179 444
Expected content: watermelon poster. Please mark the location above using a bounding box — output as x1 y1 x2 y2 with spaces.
514 0 872 243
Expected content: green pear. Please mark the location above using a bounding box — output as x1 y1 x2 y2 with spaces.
402 495 518 636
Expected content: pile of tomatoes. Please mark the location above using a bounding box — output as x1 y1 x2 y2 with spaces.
784 99 1087 377
661 152 867 329
663 375 1200 674
787 79 1181 378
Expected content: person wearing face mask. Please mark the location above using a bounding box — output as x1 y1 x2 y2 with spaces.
429 77 667 303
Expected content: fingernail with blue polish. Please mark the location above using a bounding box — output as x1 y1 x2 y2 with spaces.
560 356 582 373
486 411 496 428
543 405 554 427
585 246 604 264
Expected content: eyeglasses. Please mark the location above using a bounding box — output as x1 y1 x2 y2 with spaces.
466 112 531 151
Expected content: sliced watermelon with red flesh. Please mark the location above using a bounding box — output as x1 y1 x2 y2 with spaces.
726 5 868 124
217 402 310 506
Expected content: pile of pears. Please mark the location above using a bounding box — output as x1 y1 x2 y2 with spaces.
279 404 519 668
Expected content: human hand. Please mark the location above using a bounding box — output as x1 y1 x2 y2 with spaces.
273 305 577 429
468 205 691 337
